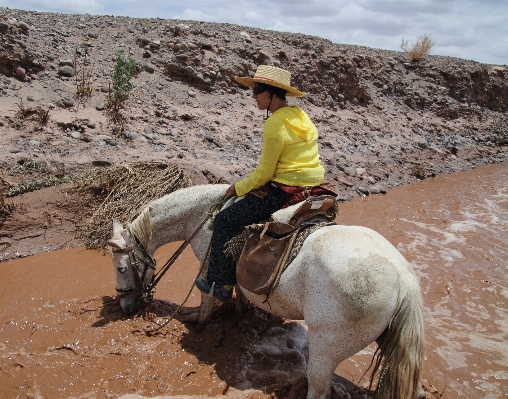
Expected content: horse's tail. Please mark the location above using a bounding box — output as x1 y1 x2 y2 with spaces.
371 271 425 399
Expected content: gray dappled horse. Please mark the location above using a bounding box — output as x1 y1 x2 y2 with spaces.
107 184 425 399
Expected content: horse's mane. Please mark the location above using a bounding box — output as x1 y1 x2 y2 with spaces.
129 184 228 250
146 184 228 209
130 206 153 251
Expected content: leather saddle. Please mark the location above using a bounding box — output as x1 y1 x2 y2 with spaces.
234 195 338 295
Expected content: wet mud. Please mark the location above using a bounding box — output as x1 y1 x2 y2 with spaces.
1 162 507 399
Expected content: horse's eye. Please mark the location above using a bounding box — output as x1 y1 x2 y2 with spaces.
117 266 128 274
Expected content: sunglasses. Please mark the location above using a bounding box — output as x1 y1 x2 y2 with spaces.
252 86 267 95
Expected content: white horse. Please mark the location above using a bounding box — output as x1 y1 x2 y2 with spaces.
107 184 425 399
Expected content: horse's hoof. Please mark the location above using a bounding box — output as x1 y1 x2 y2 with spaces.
182 312 200 323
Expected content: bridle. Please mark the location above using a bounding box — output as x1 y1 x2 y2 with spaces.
113 229 156 300
112 194 229 322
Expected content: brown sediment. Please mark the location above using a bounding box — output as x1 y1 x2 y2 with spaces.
1 162 507 398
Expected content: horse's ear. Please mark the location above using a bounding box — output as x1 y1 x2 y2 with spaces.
106 238 124 250
107 220 126 249
112 219 124 234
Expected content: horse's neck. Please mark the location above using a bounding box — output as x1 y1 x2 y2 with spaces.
145 184 227 254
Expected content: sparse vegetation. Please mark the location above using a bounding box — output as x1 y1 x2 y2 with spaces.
16 96 50 125
4 160 71 197
0 188 16 218
106 49 137 129
411 163 427 180
4 176 72 197
74 43 94 100
401 32 435 62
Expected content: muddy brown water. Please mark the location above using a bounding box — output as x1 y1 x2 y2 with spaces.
1 162 507 399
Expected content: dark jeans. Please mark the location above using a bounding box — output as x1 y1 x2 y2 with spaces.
207 184 287 285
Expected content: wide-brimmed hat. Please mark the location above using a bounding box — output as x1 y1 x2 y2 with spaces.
234 65 305 97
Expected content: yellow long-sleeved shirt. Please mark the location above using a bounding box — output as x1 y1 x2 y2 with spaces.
235 106 325 196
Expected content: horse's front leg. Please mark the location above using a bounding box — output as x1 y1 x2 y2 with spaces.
197 259 214 327
235 285 248 317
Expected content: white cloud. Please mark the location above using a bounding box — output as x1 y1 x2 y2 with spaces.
1 0 104 14
1 0 506 64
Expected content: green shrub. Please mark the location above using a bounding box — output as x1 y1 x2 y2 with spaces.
107 50 137 129
110 50 137 105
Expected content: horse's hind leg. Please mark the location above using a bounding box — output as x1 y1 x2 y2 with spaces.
306 327 361 399
235 285 248 317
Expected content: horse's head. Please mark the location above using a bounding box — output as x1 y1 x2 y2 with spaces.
106 219 156 315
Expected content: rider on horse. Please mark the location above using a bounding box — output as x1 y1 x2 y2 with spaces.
195 65 332 302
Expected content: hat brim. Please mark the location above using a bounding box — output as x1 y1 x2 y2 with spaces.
234 76 305 97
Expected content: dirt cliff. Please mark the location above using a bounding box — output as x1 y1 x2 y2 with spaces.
0 7 507 258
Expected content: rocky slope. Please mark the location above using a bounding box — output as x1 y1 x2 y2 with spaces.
1 7 507 204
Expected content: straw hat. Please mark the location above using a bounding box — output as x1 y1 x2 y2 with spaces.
234 65 305 97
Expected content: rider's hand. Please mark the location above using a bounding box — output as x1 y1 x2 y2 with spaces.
226 183 237 197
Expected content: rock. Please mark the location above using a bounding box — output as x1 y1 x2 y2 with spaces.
343 167 357 177
61 98 74 108
58 66 75 77
188 90 196 97
369 186 380 194
15 67 26 78
144 125 153 135
0 22 9 29
124 131 138 140
357 186 370 195
356 167 366 176
26 95 34 101
92 159 112 167
338 178 354 187
59 59 74 67
9 148 21 154
98 134 113 141
96 104 105 111
70 131 83 140
17 21 30 31
87 121 96 129
144 63 155 73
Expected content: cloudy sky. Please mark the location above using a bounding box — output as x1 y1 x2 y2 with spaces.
1 0 507 65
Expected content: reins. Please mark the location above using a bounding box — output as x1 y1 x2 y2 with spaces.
136 195 228 334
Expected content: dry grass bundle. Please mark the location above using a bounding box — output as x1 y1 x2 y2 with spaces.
16 96 50 125
401 32 435 62
74 161 191 249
